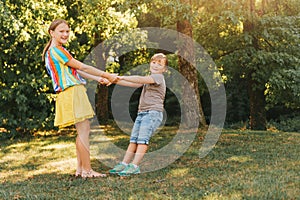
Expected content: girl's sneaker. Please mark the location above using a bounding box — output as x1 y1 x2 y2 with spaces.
109 163 127 174
118 163 140 176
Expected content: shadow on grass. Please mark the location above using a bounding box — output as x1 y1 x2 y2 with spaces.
0 172 112 199
0 126 299 199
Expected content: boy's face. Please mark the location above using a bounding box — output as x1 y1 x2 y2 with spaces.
150 59 166 74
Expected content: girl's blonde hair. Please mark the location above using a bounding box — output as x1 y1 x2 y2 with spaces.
151 53 168 67
42 19 69 61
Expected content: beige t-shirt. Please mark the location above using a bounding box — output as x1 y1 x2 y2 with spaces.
138 74 166 112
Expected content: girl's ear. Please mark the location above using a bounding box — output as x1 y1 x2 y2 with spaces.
49 30 54 38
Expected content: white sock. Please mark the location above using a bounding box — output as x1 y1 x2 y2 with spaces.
132 163 138 168
121 162 128 166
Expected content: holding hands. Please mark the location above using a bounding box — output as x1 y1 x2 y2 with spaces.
98 77 110 85
99 73 119 86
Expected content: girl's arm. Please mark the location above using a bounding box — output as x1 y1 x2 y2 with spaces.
77 70 102 82
77 70 110 85
66 58 117 82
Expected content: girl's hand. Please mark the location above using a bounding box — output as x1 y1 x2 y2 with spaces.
99 78 111 85
108 74 118 83
107 73 119 83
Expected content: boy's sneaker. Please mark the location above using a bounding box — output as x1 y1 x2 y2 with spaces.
109 163 127 174
118 163 140 176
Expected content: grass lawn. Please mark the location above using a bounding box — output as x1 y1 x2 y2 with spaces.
0 125 299 200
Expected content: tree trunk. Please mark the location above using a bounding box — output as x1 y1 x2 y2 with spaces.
95 84 109 123
93 32 109 123
176 0 207 128
246 0 267 130
248 78 267 130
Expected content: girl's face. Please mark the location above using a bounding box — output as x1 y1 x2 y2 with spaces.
50 23 70 46
150 59 166 74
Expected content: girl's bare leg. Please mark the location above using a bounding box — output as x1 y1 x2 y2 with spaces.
75 119 106 177
75 136 82 176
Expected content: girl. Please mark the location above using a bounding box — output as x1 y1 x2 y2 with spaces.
42 19 115 178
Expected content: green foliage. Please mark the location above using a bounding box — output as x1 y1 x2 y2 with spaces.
106 28 154 75
1 0 299 134
193 0 300 125
0 0 138 136
114 0 195 28
224 77 250 124
269 114 300 132
0 0 65 136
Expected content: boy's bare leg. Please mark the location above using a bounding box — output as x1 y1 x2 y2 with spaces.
122 143 137 164
132 144 148 166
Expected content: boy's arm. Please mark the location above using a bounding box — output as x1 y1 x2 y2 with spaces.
116 79 143 88
120 75 155 84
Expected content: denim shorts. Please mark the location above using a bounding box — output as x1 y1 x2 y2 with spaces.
130 110 163 145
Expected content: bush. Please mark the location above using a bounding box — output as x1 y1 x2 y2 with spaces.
268 114 300 132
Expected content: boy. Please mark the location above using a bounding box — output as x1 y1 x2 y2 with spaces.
109 53 168 176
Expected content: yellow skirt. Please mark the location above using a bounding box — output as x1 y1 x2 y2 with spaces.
54 84 95 128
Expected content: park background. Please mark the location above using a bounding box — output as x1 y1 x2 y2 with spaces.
0 0 299 199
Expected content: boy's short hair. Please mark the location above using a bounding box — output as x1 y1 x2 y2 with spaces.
151 53 168 68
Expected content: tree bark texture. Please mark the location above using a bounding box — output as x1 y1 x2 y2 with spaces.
248 78 267 130
176 2 207 128
246 0 267 130
93 32 109 123
95 84 109 123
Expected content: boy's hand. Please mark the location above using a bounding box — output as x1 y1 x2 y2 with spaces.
117 76 124 80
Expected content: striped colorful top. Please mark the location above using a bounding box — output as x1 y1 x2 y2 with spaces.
45 46 86 92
